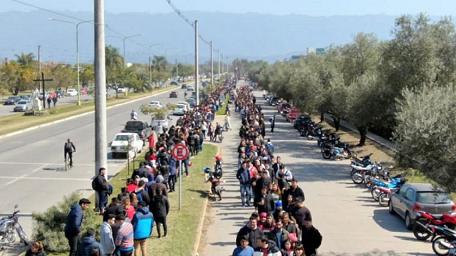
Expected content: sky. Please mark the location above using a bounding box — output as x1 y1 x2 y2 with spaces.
2 0 456 16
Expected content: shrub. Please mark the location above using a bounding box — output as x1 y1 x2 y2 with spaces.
32 192 100 253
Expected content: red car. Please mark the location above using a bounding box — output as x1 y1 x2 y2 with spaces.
286 107 301 122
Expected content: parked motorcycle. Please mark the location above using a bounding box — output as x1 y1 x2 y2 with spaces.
321 143 352 160
350 163 382 185
370 176 404 201
0 205 29 245
432 225 456 256
413 211 456 241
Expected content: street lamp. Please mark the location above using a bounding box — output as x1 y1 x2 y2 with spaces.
49 18 92 106
122 34 141 66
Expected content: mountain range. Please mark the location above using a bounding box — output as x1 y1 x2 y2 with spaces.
0 11 400 63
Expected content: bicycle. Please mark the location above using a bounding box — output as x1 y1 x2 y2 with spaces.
64 151 75 171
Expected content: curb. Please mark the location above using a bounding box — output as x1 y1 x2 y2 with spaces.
193 145 222 256
0 86 176 141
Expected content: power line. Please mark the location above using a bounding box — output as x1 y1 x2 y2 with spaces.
11 0 85 22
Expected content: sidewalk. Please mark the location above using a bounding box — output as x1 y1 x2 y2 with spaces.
199 109 252 256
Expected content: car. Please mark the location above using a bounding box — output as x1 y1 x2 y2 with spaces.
13 100 32 112
3 96 20 105
173 103 187 116
110 132 143 159
186 98 196 108
389 183 456 229
177 101 191 110
148 100 163 109
66 88 78 96
117 87 127 93
122 120 151 141
181 84 187 89
286 107 301 122
186 87 194 92
169 91 178 98
277 102 291 115
150 116 172 134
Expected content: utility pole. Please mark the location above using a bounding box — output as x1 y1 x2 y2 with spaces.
148 56 152 86
33 73 53 109
194 20 199 105
94 0 108 185
175 59 178 79
218 50 221 78
210 41 214 88
221 53 224 74
37 46 41 92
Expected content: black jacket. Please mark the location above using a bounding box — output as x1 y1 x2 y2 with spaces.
150 195 170 219
235 225 264 249
302 226 322 256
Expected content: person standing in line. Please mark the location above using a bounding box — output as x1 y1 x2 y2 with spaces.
150 188 169 238
236 161 253 207
64 198 91 256
132 201 153 256
93 168 110 214
100 214 116 256
232 237 254 256
115 215 134 256
76 228 102 256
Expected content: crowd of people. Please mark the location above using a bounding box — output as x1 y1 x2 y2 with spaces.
61 81 234 256
232 85 323 256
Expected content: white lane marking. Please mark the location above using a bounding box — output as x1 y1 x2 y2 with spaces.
0 176 89 182
5 164 46 185
0 161 124 167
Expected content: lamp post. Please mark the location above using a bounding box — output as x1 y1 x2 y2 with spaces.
49 18 92 106
122 34 141 66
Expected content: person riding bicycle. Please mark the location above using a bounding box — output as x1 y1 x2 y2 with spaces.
64 139 76 167
130 109 138 120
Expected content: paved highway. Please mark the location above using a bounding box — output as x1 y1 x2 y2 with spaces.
0 86 185 236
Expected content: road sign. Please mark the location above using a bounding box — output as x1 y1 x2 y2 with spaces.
172 143 189 161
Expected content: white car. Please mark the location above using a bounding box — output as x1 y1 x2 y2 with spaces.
117 87 127 93
173 103 187 116
177 101 191 110
110 132 143 159
150 116 172 134
66 88 78 96
148 100 163 109
13 100 31 112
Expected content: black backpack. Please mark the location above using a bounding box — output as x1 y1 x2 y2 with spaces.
91 177 100 191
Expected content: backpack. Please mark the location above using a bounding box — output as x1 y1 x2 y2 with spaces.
136 190 144 203
91 178 100 191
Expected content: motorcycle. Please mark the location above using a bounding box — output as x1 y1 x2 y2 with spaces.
350 163 382 185
214 156 223 179
204 167 224 201
0 205 29 245
432 225 456 256
370 176 404 201
321 143 352 160
413 211 456 241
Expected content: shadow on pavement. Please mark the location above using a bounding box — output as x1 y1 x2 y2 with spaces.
372 208 408 233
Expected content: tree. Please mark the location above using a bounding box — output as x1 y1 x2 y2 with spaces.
152 56 168 72
50 64 76 89
105 45 124 85
394 85 456 191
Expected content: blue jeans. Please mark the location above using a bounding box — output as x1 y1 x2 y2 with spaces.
97 191 108 212
240 184 252 206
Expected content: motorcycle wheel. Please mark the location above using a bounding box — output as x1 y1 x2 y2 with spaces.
412 219 432 241
433 236 452 256
351 172 364 184
5 226 16 243
371 187 381 201
322 151 332 159
378 193 389 207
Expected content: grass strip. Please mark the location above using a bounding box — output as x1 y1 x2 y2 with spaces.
216 94 229 115
0 86 176 137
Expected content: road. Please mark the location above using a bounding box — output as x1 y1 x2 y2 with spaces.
200 87 433 255
0 86 184 237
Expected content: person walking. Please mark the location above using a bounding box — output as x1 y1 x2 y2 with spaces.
236 161 253 207
76 228 102 256
115 215 134 256
132 201 153 256
100 214 116 256
270 115 276 133
92 168 111 214
64 139 76 167
64 198 91 256
150 188 169 238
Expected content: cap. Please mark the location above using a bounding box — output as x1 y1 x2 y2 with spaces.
79 198 91 205
275 200 283 208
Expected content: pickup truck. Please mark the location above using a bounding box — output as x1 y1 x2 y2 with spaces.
122 120 151 141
